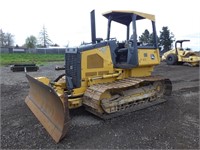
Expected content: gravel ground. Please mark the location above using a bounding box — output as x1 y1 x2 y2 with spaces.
1 62 199 149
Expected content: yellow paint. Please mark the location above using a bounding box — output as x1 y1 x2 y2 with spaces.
35 77 50 85
70 46 159 98
72 87 87 96
80 46 116 87
51 44 160 109
162 48 200 64
103 10 155 21
138 49 160 66
68 97 82 109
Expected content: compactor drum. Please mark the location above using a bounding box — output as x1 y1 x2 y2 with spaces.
25 10 172 142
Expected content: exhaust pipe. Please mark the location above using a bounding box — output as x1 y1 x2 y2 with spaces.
90 10 96 44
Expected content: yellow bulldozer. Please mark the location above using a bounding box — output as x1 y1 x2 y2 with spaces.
162 40 200 66
25 10 172 143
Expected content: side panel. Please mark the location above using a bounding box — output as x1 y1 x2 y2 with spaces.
68 45 116 97
138 48 160 66
81 46 115 81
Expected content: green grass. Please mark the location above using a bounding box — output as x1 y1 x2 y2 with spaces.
0 53 64 65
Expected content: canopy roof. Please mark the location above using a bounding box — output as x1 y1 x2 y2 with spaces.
102 10 155 25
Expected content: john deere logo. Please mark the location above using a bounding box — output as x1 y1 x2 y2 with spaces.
99 47 106 53
151 54 155 60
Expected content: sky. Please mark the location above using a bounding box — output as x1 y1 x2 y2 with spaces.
0 0 200 50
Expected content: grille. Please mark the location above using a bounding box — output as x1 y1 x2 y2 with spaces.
65 52 81 88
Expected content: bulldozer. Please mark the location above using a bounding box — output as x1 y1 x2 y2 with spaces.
162 40 200 66
25 10 172 143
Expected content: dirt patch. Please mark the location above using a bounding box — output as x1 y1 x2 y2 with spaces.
1 62 199 149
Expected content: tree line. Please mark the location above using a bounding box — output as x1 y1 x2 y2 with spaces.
139 26 175 53
25 26 53 48
0 25 54 48
0 29 14 47
0 26 175 52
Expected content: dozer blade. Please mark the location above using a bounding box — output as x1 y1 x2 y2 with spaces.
25 74 70 143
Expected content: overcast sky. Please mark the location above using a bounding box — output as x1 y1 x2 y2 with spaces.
0 0 200 50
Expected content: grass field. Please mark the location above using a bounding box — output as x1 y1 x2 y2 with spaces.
0 53 64 65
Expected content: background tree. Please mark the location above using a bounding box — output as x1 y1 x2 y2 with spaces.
159 26 175 52
139 29 151 45
38 25 52 48
0 29 14 47
149 33 159 45
139 29 159 46
0 29 5 47
5 33 14 47
25 35 37 48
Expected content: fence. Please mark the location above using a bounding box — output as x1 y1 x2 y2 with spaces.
0 47 13 53
0 47 66 54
